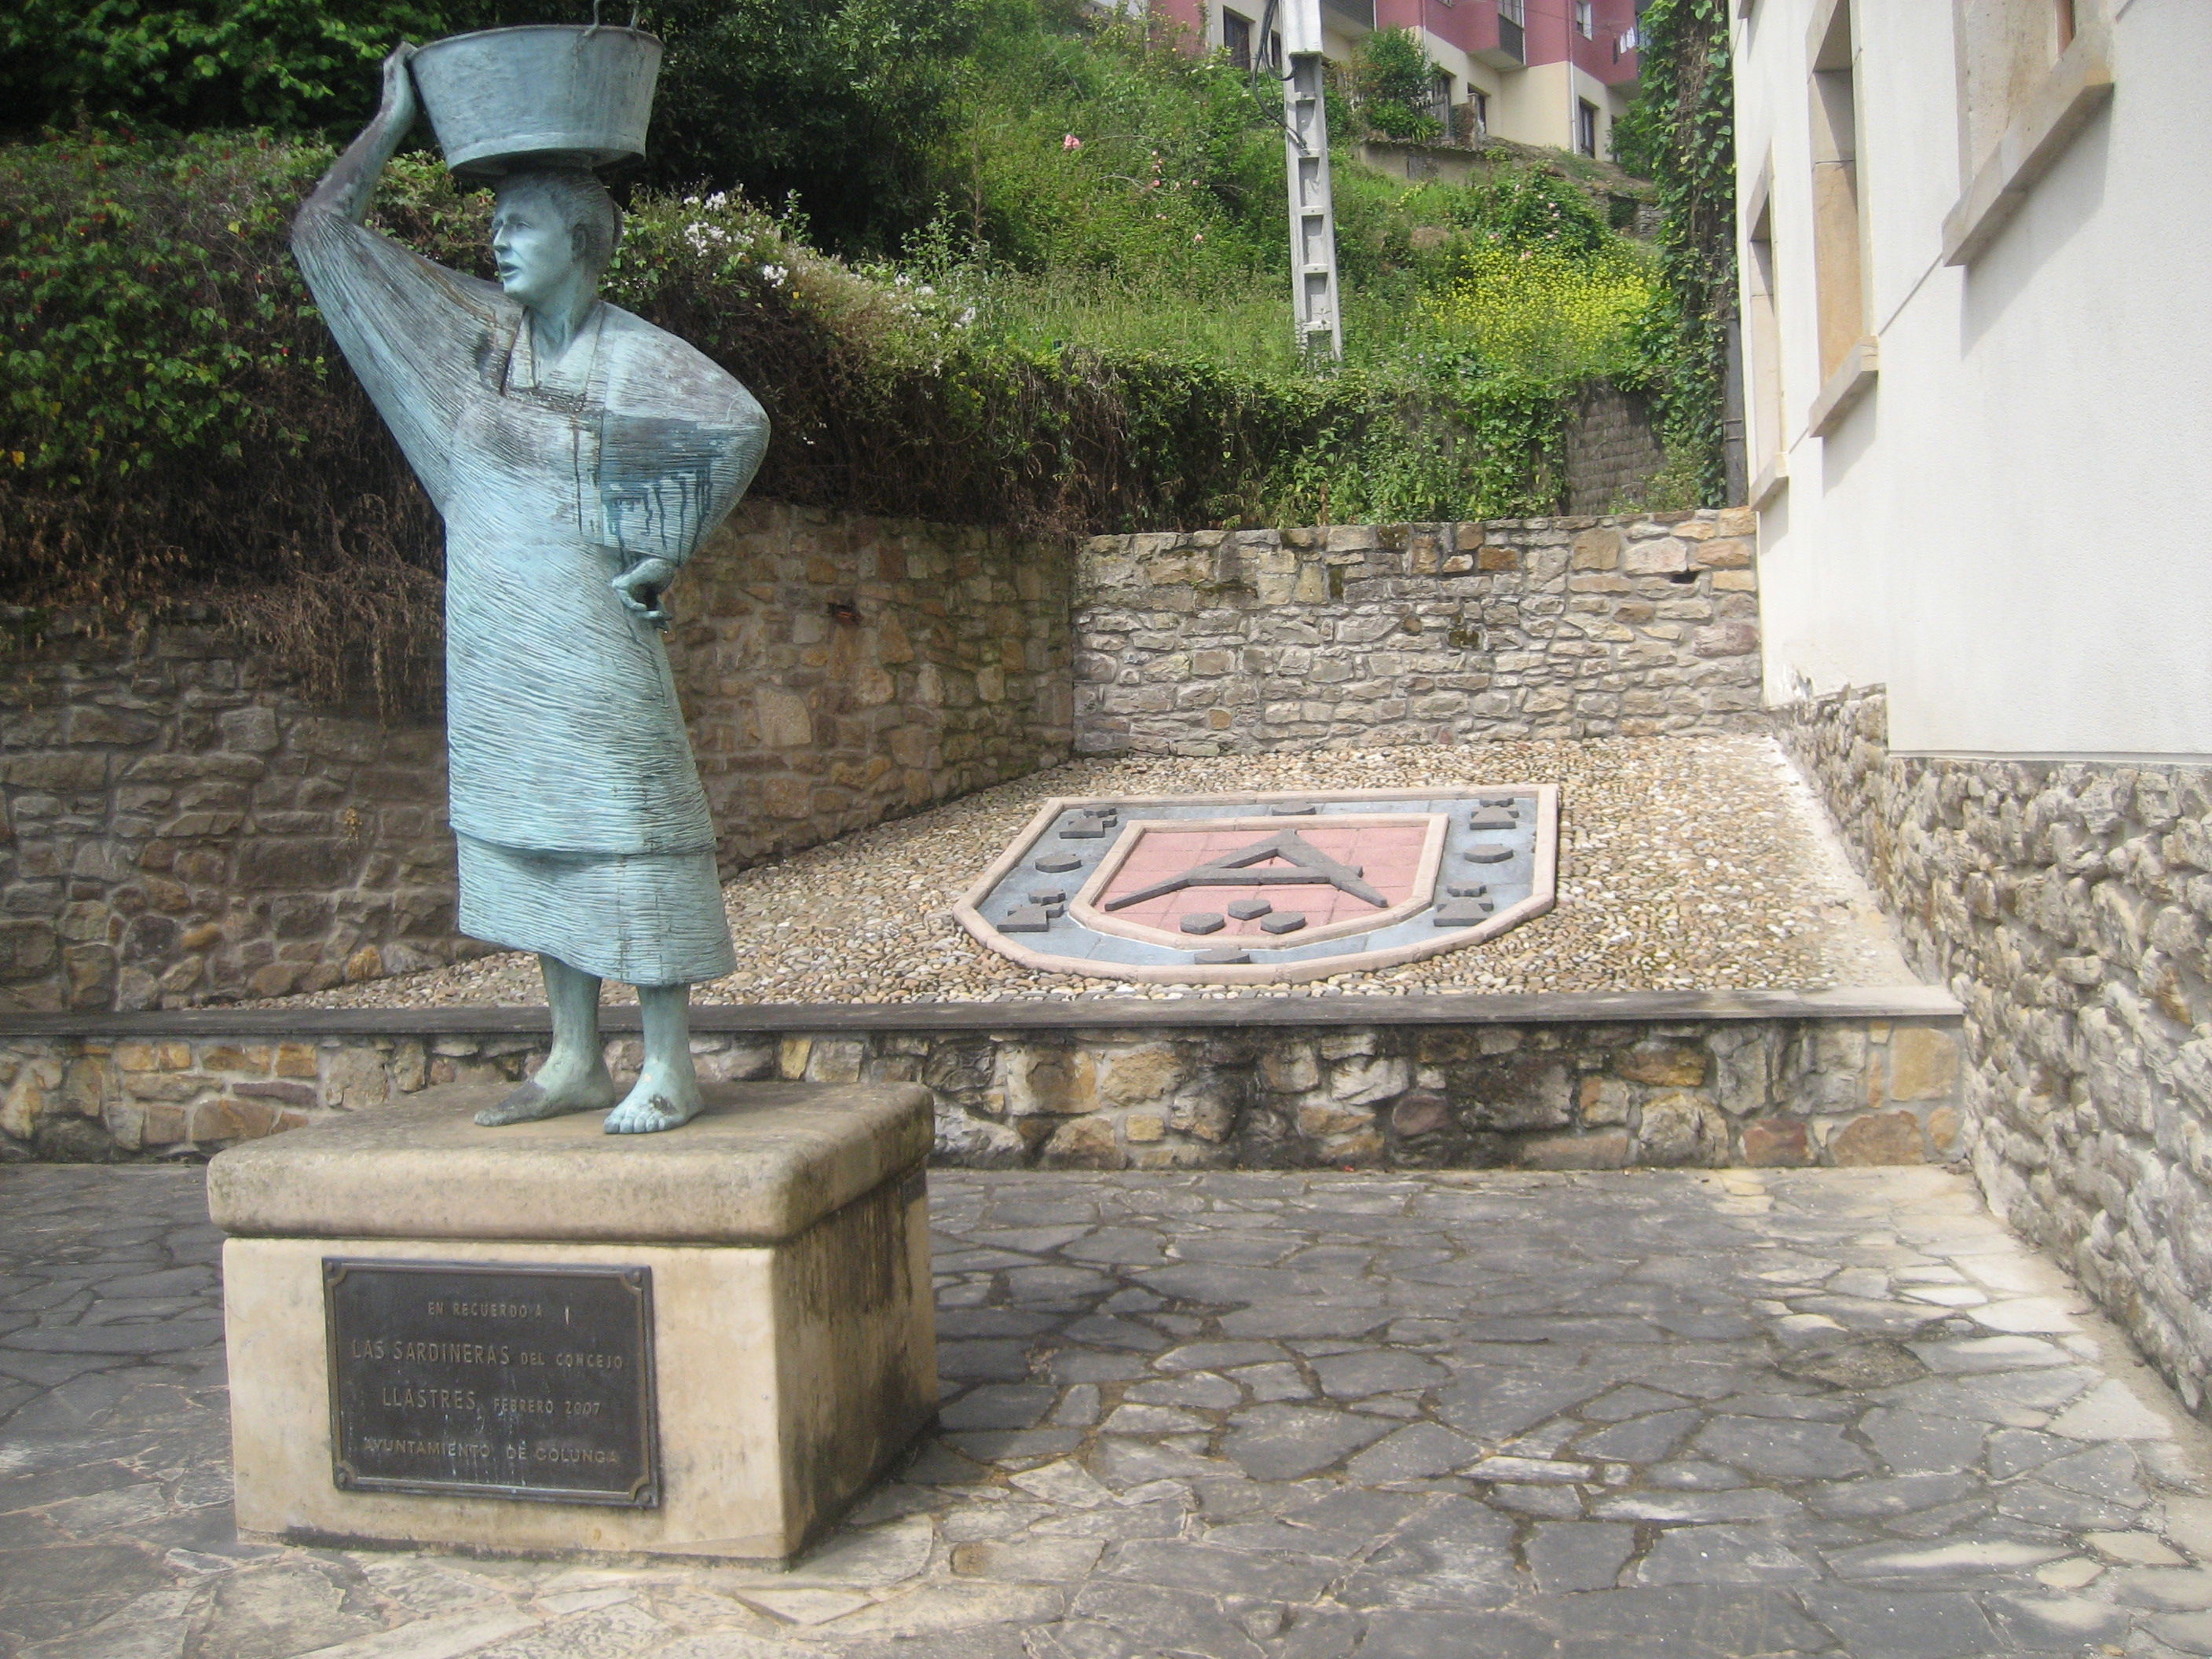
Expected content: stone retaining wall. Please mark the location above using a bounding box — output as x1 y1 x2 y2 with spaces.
1073 509 1760 757
0 500 1071 1013
675 500 1071 873
1778 687 2212 1417
0 993 1961 1171
0 612 461 1016
1563 384 1667 515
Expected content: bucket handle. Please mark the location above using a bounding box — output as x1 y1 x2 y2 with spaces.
582 2 644 35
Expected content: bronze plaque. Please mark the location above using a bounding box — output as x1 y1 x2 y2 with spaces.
324 1258 658 1507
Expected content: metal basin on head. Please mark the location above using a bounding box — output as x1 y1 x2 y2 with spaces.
409 24 662 177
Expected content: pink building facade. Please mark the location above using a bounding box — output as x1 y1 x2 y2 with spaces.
1148 0 1644 159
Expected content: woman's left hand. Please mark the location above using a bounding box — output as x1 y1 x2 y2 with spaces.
612 557 679 631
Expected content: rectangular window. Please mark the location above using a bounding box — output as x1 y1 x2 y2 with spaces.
1576 97 1599 158
1500 0 1525 21
1223 9 1254 69
1472 88 1490 139
1576 0 1595 37
1744 170 1786 499
1806 0 1877 431
1944 0 2111 262
1809 1 1866 384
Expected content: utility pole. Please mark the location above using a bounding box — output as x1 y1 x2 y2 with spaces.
1278 0 1343 361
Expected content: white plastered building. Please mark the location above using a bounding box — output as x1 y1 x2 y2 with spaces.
1736 0 2211 761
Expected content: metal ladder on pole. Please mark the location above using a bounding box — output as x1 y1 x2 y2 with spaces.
1275 0 1342 362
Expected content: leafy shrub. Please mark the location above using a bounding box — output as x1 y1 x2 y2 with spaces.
2 134 1591 712
1352 28 1441 144
1421 246 1654 382
1440 169 1616 258
1 0 991 256
0 0 444 137
0 10 1680 710
625 0 991 253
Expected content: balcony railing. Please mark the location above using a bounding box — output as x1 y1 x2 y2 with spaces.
1322 0 1375 27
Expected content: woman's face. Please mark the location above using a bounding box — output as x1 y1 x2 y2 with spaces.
490 189 580 308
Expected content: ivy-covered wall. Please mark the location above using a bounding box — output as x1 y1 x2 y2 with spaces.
1617 0 1738 504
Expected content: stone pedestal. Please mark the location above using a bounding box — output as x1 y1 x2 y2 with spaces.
207 1079 936 1562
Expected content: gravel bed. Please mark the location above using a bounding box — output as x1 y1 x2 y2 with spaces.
260 734 1913 1010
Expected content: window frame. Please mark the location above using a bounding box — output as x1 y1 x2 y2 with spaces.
1804 0 1877 438
1222 7 1254 69
1741 156 1789 506
1940 0 2114 266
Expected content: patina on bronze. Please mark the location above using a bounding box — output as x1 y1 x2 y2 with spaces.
324 1259 658 1507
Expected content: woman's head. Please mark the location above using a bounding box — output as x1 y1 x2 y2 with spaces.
490 169 622 308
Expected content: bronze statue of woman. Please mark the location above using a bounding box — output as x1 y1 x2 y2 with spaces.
295 45 767 1133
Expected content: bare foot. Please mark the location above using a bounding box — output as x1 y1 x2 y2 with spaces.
603 1068 703 1134
475 1057 620 1126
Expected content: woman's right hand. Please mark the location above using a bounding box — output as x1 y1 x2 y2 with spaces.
379 43 420 132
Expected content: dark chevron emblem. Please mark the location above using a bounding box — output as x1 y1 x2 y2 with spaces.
1100 830 1389 911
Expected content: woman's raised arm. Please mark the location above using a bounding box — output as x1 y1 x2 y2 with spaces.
298 45 420 230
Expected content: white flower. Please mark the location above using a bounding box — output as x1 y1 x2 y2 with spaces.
761 263 789 287
957 306 977 327
704 191 728 211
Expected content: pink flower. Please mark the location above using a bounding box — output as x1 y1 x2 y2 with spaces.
1063 134 1082 151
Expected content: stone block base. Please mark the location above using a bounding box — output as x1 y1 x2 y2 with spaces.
210 1080 936 1561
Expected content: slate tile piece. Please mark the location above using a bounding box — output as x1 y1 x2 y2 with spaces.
1433 901 1492 928
1002 906 1053 933
1259 913 1308 935
1468 809 1516 830
1227 899 1273 921
1194 949 1251 965
1180 914 1226 936
1035 855 1082 873
1466 848 1514 864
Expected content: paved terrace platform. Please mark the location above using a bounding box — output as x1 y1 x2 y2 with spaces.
7 1164 2212 1658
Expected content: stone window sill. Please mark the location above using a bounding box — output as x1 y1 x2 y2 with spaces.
1807 336 1877 439
1750 451 1788 511
1942 27 2115 267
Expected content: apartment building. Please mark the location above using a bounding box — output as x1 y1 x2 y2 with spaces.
1148 0 1646 159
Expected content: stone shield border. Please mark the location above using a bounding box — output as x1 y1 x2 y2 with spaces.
954 786 1558 986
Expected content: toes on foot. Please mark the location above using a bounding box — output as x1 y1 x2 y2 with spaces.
475 1082 544 1126
605 1094 687 1134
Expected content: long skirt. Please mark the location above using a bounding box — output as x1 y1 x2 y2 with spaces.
456 834 737 987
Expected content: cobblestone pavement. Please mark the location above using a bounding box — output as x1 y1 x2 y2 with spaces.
7 1164 2212 1658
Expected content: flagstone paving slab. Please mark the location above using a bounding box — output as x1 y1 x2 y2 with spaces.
5 1162 2212 1657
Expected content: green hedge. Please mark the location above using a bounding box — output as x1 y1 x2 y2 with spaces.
1 131 1661 711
